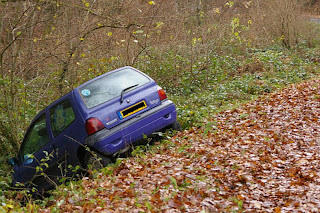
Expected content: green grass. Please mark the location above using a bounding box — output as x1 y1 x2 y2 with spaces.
158 48 320 128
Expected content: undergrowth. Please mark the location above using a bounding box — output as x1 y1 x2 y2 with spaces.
0 0 320 210
138 47 320 128
2 44 320 211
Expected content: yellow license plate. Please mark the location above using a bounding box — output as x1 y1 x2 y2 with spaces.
119 100 147 119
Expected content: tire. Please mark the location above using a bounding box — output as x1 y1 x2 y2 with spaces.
84 150 112 170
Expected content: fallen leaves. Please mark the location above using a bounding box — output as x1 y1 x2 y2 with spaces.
42 78 320 212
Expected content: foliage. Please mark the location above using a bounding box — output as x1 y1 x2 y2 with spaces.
148 48 319 128
0 0 318 157
0 0 319 211
8 78 320 212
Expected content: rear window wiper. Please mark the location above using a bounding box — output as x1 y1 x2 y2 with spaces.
120 84 139 104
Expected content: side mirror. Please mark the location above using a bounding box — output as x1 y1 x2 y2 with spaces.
8 157 19 166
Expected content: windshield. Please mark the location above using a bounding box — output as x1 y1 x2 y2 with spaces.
79 68 150 108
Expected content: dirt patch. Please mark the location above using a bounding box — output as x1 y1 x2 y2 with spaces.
236 59 266 76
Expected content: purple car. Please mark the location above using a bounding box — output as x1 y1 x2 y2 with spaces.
9 66 179 192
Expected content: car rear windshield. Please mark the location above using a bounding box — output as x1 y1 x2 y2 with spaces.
79 68 150 108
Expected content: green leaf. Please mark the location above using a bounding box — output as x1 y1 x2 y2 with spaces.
169 176 178 189
145 201 152 210
155 22 164 29
134 30 144 34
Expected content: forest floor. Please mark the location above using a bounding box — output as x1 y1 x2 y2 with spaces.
38 77 320 212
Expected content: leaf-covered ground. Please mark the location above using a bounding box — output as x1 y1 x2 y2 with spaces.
42 78 320 212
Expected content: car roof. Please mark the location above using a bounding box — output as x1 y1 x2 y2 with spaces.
74 66 148 90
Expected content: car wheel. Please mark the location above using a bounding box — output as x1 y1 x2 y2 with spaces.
84 150 112 170
167 120 182 131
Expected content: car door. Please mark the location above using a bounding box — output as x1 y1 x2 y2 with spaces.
17 113 59 191
47 99 78 178
16 99 79 191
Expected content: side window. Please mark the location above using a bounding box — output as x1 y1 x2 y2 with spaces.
20 114 49 158
50 100 75 137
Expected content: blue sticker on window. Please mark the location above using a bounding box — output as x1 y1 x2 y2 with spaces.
81 89 91 96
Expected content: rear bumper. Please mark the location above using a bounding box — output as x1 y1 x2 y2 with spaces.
85 100 177 155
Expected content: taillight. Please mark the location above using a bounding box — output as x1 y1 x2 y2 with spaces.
157 86 167 101
85 117 104 136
